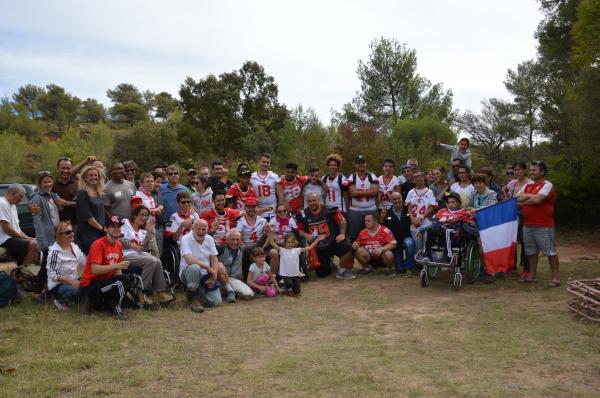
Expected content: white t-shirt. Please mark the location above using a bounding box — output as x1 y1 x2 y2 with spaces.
279 247 301 277
236 216 267 247
121 219 147 257
268 216 298 241
179 233 218 279
348 173 378 211
450 182 475 209
251 171 279 217
0 197 21 245
378 175 401 210
323 174 348 211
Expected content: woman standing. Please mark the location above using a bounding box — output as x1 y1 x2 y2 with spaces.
76 166 106 254
450 166 474 209
429 167 449 208
46 221 86 311
504 162 532 279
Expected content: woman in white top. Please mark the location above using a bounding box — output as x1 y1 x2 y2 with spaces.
122 205 174 305
46 221 86 311
450 166 474 209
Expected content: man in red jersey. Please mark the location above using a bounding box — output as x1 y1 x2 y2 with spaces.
276 162 308 214
226 165 258 211
517 161 560 286
201 191 242 245
79 216 130 320
352 213 397 272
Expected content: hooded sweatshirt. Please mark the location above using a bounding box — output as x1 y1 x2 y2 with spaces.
31 188 61 251
192 187 214 215
468 187 498 210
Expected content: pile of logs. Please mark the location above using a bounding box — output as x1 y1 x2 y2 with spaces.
567 278 600 323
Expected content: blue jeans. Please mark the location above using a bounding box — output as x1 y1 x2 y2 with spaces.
393 237 415 272
54 283 80 303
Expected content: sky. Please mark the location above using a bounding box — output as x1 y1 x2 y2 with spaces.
0 0 543 124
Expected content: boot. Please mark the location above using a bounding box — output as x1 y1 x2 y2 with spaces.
186 289 204 313
158 291 175 305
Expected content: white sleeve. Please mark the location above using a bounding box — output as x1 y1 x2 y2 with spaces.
180 235 192 257
539 181 553 197
0 201 10 222
46 248 60 281
236 219 244 232
74 244 87 267
166 214 179 234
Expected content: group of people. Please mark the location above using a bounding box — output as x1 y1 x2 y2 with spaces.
0 137 560 320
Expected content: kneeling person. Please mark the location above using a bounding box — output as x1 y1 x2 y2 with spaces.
352 213 397 272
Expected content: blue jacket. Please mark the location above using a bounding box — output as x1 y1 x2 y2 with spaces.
159 183 188 223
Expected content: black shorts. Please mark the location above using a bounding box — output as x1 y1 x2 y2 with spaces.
314 239 352 277
368 255 385 268
1 237 30 262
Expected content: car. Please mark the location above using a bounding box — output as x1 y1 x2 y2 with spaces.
0 183 37 238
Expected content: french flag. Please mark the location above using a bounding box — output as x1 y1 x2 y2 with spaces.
476 198 518 274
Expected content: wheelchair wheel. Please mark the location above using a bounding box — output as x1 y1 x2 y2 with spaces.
453 272 462 290
465 241 481 283
419 269 428 287
427 266 439 279
161 243 181 285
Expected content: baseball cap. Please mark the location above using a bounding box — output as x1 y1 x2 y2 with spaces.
239 169 251 177
400 164 411 171
355 155 366 163
107 215 124 226
187 168 197 176
245 197 258 207
444 192 461 204
130 195 143 209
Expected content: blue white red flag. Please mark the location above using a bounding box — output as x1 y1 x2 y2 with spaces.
476 198 518 274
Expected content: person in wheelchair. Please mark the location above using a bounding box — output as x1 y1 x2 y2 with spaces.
419 192 477 263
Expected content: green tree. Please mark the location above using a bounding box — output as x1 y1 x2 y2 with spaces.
154 92 179 119
0 133 33 181
107 83 149 125
12 84 44 119
36 84 81 131
109 102 148 126
80 98 107 123
106 83 144 105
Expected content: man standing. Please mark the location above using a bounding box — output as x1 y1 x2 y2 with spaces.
160 164 189 223
104 161 136 219
226 165 258 211
276 162 307 215
79 216 130 320
378 158 401 211
322 153 349 215
352 213 397 273
399 164 416 201
347 155 379 242
251 153 279 219
209 160 233 192
0 184 38 265
52 155 96 226
296 193 356 279
518 161 560 287
185 169 198 194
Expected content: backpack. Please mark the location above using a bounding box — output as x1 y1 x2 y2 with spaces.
0 271 19 308
349 172 375 206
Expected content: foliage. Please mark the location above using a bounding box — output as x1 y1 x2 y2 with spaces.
11 84 44 119
0 133 33 181
36 84 81 131
80 98 107 123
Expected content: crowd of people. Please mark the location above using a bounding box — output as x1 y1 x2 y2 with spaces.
0 137 560 320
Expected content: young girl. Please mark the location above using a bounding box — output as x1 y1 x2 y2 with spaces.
268 231 324 296
246 247 281 297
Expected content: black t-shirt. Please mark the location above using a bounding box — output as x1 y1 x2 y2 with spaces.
400 182 416 201
296 206 341 249
209 177 232 193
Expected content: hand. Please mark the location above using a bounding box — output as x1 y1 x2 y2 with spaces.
335 233 345 243
316 234 326 242
86 155 97 164
146 219 156 232
374 248 383 258
257 285 266 293
118 261 130 270
352 242 359 250
211 220 219 232
28 203 41 215
130 243 144 252
154 206 163 215
413 218 422 227
70 279 80 289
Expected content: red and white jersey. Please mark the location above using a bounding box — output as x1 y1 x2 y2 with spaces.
278 176 307 214
251 171 279 217
436 208 474 224
121 219 147 257
166 211 200 245
348 173 378 211
268 216 298 241
135 190 158 221
406 187 438 219
236 216 267 247
378 175 401 210
523 179 555 227
200 208 242 244
226 183 257 210
356 225 396 255
323 174 348 211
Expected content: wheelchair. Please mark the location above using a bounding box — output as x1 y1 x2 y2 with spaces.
160 237 181 290
415 221 482 290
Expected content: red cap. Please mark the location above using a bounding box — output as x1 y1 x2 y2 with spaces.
130 195 143 209
244 197 258 207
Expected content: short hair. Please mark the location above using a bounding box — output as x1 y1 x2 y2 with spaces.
53 221 72 240
226 229 241 240
471 174 486 184
325 153 342 168
123 160 138 170
260 152 271 160
365 212 379 223
383 158 395 166
211 160 224 169
7 183 25 195
434 166 447 175
153 161 168 169
56 156 73 167
458 137 470 146
176 191 191 202
139 172 153 182
151 170 165 180
110 161 123 169
36 171 53 185
166 164 179 174
283 233 297 243
451 158 463 164
457 165 471 178
251 247 265 257
212 190 226 200
285 162 298 170
512 161 527 170
197 176 209 187
479 167 494 178
308 164 320 174
531 161 548 176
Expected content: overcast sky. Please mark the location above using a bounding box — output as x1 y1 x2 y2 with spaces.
0 0 543 123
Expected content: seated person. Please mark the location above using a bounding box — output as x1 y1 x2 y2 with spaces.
352 213 397 273
420 193 476 263
165 191 199 246
217 229 255 299
0 184 38 265
382 192 415 275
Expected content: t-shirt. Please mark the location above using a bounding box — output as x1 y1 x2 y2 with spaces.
278 176 308 214
378 175 401 210
52 176 78 223
249 262 271 281
269 216 298 241
165 212 200 245
296 206 343 249
121 219 147 257
236 216 267 247
356 226 396 255
523 180 555 228
104 180 136 219
251 171 279 217
0 197 21 245
226 183 257 210
200 208 242 244
348 173 378 211
323 174 348 211
179 232 218 279
303 182 326 208
405 187 438 220
80 236 123 287
279 247 302 277
450 182 474 209
209 176 232 193
505 178 532 199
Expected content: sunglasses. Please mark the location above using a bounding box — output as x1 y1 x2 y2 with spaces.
58 156 72 162
506 172 514 176
179 200 191 204
277 210 287 213
126 168 136 172
167 172 178 176
61 230 74 235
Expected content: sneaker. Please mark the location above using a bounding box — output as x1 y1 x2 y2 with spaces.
190 299 205 313
359 265 373 274
336 269 357 280
53 299 68 312
226 291 237 303
298 271 306 278
519 271 530 282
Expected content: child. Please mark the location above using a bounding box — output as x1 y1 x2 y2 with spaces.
438 137 472 170
246 247 281 297
268 231 324 296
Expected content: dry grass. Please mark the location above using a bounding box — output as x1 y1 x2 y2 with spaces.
1 257 600 398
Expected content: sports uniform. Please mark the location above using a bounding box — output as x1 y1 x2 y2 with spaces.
323 173 348 213
406 187 438 251
226 183 258 211
378 175 401 210
278 175 307 214
236 216 267 248
200 208 242 245
165 211 200 245
347 172 378 242
355 225 397 267
251 171 279 218
269 215 298 242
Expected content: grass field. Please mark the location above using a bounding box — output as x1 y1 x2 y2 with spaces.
1 257 599 398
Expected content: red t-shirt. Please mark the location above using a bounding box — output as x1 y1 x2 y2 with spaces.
523 180 555 227
200 208 242 244
226 183 257 210
80 236 123 287
356 226 396 255
278 176 307 213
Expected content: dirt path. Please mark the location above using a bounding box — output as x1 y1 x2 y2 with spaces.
556 244 600 262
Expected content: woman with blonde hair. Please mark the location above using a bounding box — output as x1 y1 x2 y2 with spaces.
76 165 106 254
46 221 86 311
